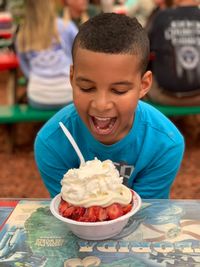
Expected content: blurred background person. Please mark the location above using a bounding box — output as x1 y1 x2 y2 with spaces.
113 0 155 26
7 0 25 27
15 0 78 110
147 0 200 106
62 0 100 28
145 0 174 34
0 0 13 37
145 0 173 71
127 0 155 26
100 0 115 13
0 0 7 10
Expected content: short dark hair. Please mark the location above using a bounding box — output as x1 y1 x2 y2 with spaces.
72 12 150 74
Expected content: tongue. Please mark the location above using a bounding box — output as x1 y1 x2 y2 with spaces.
93 118 112 129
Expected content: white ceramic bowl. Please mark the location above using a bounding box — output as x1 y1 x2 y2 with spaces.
50 190 142 240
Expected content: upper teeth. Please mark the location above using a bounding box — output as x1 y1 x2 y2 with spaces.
95 117 111 121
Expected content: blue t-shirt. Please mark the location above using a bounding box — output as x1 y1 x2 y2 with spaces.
34 101 184 199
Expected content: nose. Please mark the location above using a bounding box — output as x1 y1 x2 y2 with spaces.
91 92 113 112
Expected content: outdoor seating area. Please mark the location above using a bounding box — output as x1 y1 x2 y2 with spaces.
0 0 199 200
1 1 200 266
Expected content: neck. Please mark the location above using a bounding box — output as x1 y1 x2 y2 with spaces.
68 7 82 19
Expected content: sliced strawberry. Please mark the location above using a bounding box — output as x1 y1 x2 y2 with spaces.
83 215 97 222
86 206 99 222
59 199 70 215
106 203 123 220
77 216 91 222
62 206 76 218
81 206 102 222
60 200 131 222
71 207 86 221
77 216 85 222
97 207 108 221
122 204 132 215
76 206 107 222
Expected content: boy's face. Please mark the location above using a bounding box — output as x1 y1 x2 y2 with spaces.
66 0 88 12
70 48 152 145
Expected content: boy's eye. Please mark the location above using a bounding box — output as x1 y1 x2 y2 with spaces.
79 87 94 92
112 89 127 95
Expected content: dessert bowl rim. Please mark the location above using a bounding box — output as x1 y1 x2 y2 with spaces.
50 190 142 226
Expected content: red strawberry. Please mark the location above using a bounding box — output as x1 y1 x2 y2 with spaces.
97 207 108 221
89 206 108 221
71 207 86 220
106 203 123 220
77 206 108 222
86 206 99 222
59 199 70 215
122 204 132 215
77 216 91 222
63 206 76 218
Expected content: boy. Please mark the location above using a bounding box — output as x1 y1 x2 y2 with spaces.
34 13 184 199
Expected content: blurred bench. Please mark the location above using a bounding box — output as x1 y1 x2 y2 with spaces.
1 100 200 152
1 101 200 124
0 104 58 152
0 12 18 105
0 104 57 124
144 100 200 116
0 51 19 105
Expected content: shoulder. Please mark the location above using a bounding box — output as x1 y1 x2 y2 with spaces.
87 4 100 18
148 9 169 35
152 8 174 24
34 103 83 176
56 17 78 34
136 101 184 146
36 103 79 143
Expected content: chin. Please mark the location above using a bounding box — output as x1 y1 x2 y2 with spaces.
95 134 116 145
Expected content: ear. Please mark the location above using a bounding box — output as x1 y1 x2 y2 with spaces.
70 65 74 86
139 70 152 99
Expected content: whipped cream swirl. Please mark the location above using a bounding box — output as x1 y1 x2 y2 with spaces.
61 158 132 208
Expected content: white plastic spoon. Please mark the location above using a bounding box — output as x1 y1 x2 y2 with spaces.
59 122 85 166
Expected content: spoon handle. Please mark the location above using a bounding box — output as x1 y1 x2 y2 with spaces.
59 122 85 166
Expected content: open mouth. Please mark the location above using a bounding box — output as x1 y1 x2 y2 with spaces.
90 116 117 135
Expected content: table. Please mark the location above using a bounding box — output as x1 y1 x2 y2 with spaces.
0 199 200 266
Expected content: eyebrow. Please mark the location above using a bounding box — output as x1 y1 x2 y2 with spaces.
112 81 133 86
76 77 133 86
76 77 93 83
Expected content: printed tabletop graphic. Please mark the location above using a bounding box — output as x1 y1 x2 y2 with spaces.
0 199 200 266
0 200 18 231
